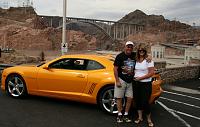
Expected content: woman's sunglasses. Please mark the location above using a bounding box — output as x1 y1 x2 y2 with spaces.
138 49 146 52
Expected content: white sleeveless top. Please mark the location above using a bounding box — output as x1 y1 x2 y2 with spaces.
134 59 154 82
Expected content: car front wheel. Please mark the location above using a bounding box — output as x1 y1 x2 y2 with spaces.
98 86 118 114
6 74 27 98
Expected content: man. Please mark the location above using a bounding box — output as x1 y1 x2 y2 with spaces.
114 41 136 123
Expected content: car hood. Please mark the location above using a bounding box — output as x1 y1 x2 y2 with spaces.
2 65 39 76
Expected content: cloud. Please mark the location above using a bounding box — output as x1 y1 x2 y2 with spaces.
1 0 198 25
150 0 200 24
33 0 62 16
86 11 124 21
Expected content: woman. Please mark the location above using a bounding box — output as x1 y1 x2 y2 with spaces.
133 43 155 127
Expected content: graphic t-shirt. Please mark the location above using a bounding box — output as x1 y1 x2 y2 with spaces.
114 52 136 83
134 59 154 82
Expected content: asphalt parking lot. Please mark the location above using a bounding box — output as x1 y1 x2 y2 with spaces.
0 78 199 127
158 78 200 127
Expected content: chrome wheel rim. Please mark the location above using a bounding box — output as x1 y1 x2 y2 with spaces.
101 88 118 114
7 76 24 97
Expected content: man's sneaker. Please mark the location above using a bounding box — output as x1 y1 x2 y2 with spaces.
123 115 132 123
117 115 123 123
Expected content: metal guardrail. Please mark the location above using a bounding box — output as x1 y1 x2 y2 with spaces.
0 64 14 70
0 64 14 83
155 69 162 74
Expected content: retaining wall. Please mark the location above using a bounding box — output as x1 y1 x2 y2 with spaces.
159 65 200 84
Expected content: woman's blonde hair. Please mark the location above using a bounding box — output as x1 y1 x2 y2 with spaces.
136 43 148 61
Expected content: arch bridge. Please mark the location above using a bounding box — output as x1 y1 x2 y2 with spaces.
39 15 144 41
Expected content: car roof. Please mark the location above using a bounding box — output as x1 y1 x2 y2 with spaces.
47 54 114 70
61 54 113 60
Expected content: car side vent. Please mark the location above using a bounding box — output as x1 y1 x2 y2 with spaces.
88 83 97 95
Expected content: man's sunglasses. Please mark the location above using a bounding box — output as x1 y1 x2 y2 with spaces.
126 46 133 49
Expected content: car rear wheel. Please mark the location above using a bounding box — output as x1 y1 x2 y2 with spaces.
98 86 118 114
6 74 27 98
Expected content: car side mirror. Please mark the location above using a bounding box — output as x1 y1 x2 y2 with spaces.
43 65 49 70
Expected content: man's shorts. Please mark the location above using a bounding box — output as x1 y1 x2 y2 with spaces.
114 78 133 98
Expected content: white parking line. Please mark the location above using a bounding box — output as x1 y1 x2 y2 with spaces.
159 97 200 109
158 100 200 121
163 91 200 101
164 86 200 95
170 109 200 121
157 101 191 127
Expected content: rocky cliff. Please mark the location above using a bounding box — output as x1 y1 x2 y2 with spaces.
0 7 99 51
119 9 191 32
0 7 199 52
118 10 200 46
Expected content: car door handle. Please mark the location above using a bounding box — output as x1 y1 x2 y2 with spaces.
77 74 85 78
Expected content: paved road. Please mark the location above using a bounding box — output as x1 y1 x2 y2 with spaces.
0 79 200 127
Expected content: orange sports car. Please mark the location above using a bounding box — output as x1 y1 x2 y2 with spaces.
1 54 162 114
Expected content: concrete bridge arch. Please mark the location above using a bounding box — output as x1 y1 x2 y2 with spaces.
56 20 115 42
39 15 144 41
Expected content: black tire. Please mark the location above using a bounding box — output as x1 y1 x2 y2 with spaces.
5 74 27 98
98 85 118 114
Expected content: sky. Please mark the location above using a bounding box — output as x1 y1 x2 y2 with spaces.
1 0 200 26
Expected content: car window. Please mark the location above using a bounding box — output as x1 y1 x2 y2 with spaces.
49 58 87 70
86 60 105 70
73 59 87 70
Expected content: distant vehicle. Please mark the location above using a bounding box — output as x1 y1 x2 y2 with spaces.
1 48 15 53
1 54 163 114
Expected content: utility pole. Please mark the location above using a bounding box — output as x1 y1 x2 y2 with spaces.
3 34 6 50
61 0 67 55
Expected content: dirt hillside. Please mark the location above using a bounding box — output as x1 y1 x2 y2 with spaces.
0 7 98 51
0 7 200 52
118 10 200 46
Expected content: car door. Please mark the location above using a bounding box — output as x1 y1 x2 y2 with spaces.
37 58 88 100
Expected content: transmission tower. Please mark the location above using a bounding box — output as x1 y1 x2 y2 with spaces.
17 0 33 7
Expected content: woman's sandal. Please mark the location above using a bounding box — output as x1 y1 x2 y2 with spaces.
148 121 154 127
134 118 143 124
